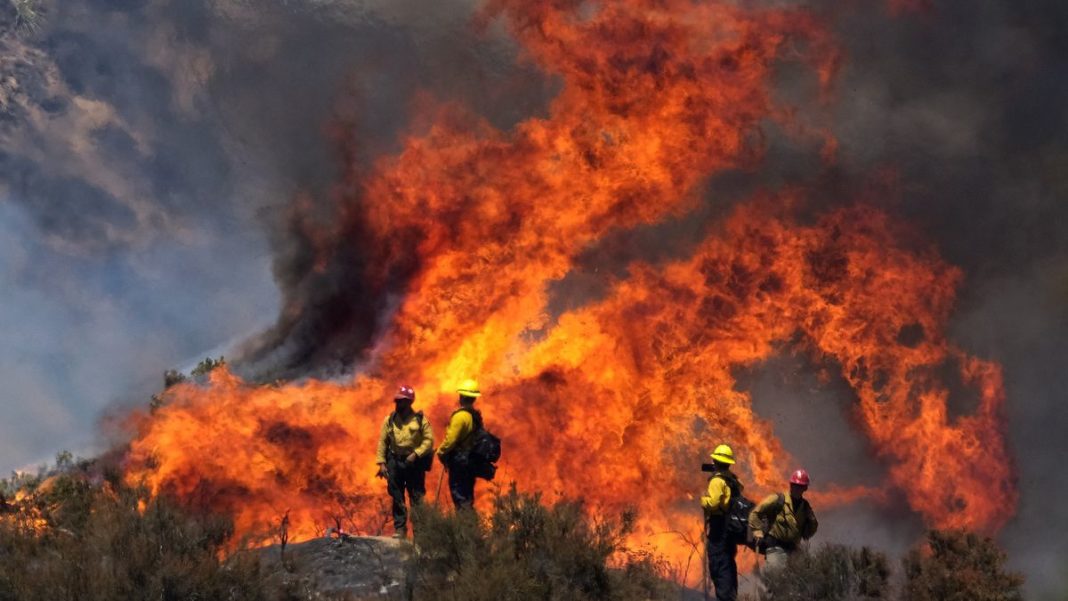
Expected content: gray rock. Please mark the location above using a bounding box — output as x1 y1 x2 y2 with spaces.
259 535 412 600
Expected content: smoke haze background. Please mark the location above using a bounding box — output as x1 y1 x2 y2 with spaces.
0 0 1064 597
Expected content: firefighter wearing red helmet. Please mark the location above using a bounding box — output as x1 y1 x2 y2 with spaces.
748 468 819 571
375 385 435 539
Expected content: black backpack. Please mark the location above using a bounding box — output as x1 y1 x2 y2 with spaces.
451 408 501 480
708 472 756 548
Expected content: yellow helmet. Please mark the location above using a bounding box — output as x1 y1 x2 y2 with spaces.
710 444 735 465
457 378 481 398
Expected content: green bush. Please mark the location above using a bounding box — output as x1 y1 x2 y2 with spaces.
901 530 1023 601
407 485 675 601
756 543 892 601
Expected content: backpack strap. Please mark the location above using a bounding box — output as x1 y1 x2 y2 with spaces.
709 471 742 501
763 493 786 533
387 411 424 442
452 407 484 432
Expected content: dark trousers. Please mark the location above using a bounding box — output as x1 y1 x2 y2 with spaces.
447 463 476 509
387 457 426 531
707 517 738 601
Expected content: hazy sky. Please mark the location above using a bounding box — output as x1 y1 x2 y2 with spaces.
0 189 278 469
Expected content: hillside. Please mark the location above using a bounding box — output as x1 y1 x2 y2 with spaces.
0 464 1024 601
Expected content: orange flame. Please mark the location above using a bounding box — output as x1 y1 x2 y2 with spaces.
1 477 71 536
124 0 1015 578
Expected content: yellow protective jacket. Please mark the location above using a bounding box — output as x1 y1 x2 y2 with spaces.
375 412 434 464
436 409 477 456
701 471 739 516
748 492 818 546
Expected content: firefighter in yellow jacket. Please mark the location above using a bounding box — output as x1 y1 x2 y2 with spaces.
748 469 818 571
436 379 482 509
375 385 434 538
701 444 743 601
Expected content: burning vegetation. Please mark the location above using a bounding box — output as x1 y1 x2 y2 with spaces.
118 0 1017 577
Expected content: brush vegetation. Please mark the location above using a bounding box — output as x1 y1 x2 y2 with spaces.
754 543 892 601
0 455 272 601
901 530 1023 601
0 457 1024 601
1 461 674 601
749 530 1022 601
407 485 675 601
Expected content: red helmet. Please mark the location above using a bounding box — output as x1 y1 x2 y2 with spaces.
790 469 810 486
394 385 416 402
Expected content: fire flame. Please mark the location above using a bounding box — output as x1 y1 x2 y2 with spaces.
124 0 1015 575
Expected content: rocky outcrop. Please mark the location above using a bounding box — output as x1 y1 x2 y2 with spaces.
260 535 411 600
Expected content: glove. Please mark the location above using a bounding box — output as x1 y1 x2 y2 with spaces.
376 463 388 479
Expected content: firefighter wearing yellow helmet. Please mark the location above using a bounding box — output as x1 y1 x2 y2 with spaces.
436 379 484 509
701 443 743 601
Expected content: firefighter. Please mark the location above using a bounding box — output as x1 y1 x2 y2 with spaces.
749 469 818 571
435 379 483 510
701 443 743 601
375 385 434 539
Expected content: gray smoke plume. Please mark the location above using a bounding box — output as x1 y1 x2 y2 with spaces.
0 0 550 460
0 0 1065 597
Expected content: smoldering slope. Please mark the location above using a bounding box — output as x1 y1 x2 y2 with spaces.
0 0 1065 597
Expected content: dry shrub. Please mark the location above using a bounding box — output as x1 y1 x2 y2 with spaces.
901 530 1023 601
407 485 675 601
757 543 892 601
0 464 274 601
754 530 1025 601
